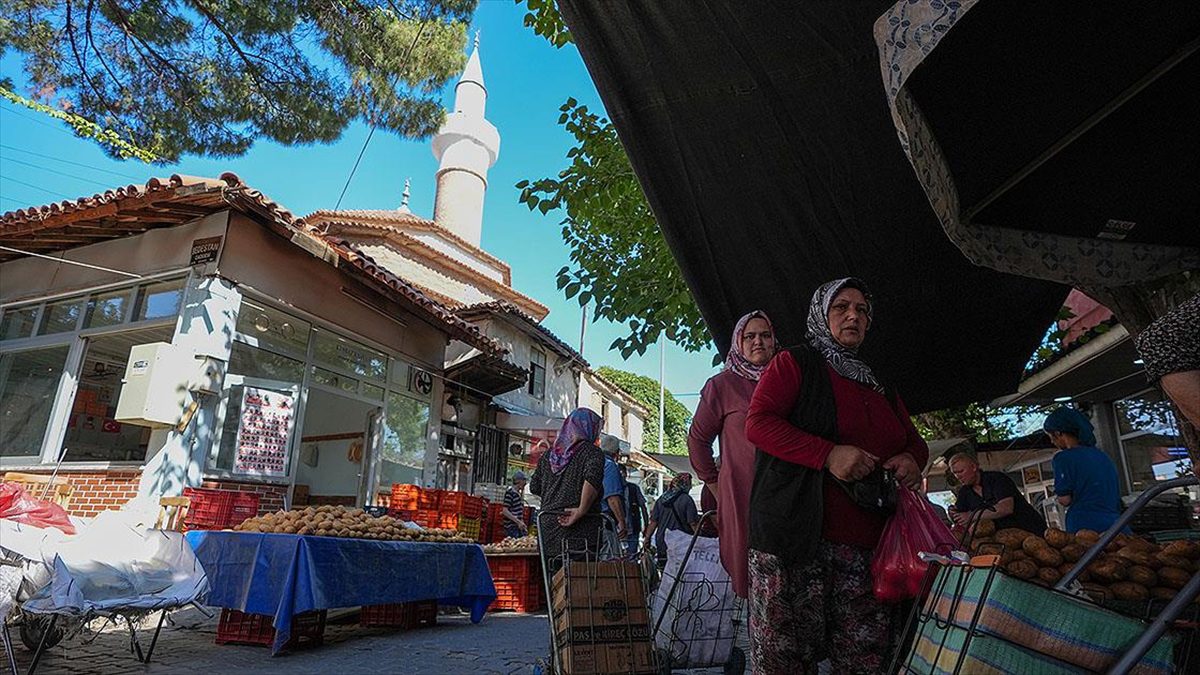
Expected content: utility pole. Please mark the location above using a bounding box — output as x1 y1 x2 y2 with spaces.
659 335 665 454
579 303 587 358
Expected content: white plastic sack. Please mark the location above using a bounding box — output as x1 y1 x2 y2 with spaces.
22 510 208 616
651 529 735 667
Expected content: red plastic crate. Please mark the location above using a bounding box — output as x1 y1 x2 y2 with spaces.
489 578 544 612
417 488 441 510
390 484 422 511
360 600 438 629
413 509 439 528
229 492 260 529
464 495 485 519
487 554 541 582
182 487 243 531
441 491 467 514
389 508 416 522
215 609 326 649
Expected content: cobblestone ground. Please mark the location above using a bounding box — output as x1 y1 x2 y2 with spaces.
6 608 551 675
4 609 742 674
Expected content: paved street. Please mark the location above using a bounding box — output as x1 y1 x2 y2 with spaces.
8 608 551 675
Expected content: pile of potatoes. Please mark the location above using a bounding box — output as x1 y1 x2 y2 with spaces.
483 535 538 554
969 520 1200 603
232 505 475 543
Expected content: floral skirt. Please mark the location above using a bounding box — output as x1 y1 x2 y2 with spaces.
748 541 893 675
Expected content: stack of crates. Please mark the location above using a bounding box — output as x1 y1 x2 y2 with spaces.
487 554 544 613
360 600 438 629
485 502 509 543
183 487 260 531
215 609 326 649
438 491 485 539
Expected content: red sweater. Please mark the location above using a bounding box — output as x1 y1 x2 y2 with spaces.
745 350 929 549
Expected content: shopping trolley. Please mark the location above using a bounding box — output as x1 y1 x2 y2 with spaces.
535 509 660 675
647 510 746 675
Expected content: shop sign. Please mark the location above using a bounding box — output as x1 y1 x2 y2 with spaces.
189 236 223 265
233 386 294 476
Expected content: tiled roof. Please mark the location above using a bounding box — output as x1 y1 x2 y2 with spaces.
309 216 548 320
456 300 589 369
305 208 511 273
0 173 505 359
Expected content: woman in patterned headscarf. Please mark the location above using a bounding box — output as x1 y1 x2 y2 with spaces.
688 310 778 599
530 408 605 567
745 278 929 675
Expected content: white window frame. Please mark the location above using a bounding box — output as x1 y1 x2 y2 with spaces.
0 270 190 466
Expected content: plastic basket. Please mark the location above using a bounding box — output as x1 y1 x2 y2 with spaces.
229 492 260 529
360 600 438 629
418 488 442 510
390 484 422 511
488 554 541 582
456 516 481 542
464 495 485 519
490 578 545 612
441 491 467 515
183 487 238 531
215 609 326 649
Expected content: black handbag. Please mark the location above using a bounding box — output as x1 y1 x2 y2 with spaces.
835 467 899 515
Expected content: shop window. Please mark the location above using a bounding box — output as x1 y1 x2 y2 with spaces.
236 299 310 359
1115 390 1184 491
0 306 39 341
529 349 546 399
374 392 431 498
313 329 387 381
60 326 172 462
229 342 304 382
133 279 185 321
83 290 130 329
37 297 83 335
312 366 359 393
0 345 69 457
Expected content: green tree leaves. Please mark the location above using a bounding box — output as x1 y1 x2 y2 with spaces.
0 0 477 162
597 366 690 456
517 99 709 359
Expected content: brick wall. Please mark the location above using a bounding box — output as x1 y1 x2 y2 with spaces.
4 470 290 518
201 479 289 515
8 469 143 518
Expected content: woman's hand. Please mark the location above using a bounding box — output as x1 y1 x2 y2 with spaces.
884 452 922 490
826 444 877 481
558 508 582 527
950 509 974 527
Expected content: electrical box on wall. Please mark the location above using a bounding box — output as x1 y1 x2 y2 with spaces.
114 342 191 428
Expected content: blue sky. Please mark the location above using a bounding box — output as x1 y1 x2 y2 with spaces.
0 1 719 415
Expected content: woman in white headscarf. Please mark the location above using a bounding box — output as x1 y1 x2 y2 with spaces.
745 278 928 675
688 310 778 599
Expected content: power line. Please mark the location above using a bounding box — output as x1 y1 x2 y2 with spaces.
2 156 115 189
0 102 77 137
0 143 145 180
333 11 434 210
0 175 73 200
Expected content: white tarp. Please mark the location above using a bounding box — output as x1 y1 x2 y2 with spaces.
20 509 208 616
651 528 735 667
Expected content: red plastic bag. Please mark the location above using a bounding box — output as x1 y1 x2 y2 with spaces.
871 488 957 602
0 482 76 535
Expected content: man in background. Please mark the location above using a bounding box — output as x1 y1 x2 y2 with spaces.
502 471 528 539
599 436 628 541
620 464 648 554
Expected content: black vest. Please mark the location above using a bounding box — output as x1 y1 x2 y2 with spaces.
747 345 838 565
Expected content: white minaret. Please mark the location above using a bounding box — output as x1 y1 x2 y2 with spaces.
431 33 500 246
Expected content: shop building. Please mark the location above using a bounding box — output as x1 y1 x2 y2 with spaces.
0 174 506 517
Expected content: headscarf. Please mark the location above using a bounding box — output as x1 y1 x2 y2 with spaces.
806 277 883 392
548 408 602 474
725 310 777 381
1043 407 1097 446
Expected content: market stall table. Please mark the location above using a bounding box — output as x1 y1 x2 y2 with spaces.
186 531 496 654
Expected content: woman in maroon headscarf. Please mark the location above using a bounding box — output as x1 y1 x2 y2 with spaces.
530 408 605 567
688 310 778 598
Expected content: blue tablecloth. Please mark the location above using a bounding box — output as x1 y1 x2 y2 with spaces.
186 531 496 653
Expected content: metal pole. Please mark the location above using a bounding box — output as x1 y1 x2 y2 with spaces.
658 337 665 455
579 303 587 358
